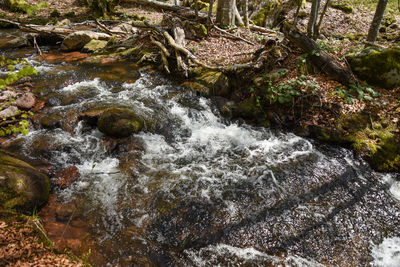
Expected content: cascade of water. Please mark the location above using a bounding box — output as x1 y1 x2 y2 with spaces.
8 58 400 266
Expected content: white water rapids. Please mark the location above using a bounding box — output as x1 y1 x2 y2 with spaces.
6 57 400 266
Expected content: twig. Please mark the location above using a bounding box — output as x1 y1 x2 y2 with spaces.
95 19 127 35
213 25 256 45
33 36 42 56
150 35 170 73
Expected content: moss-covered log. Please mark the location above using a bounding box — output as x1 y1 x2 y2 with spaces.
282 23 355 86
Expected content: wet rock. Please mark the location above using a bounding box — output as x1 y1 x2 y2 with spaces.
61 31 111 51
40 113 63 129
78 106 112 126
0 149 50 212
54 166 80 189
0 106 19 119
83 39 108 53
190 67 231 97
212 96 237 118
98 108 144 138
346 47 400 89
15 92 35 109
28 134 62 159
0 35 30 50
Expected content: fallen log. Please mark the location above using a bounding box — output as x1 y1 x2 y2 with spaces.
128 0 208 21
282 23 355 86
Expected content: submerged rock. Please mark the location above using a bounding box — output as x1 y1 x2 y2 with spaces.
346 47 400 89
98 108 144 138
0 149 50 212
54 166 80 190
61 31 111 51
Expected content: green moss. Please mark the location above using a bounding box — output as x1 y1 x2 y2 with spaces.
346 47 400 89
190 0 209 11
97 108 143 137
236 96 264 119
330 2 353 13
4 0 30 13
251 0 282 28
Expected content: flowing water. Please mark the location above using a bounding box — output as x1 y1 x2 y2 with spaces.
2 41 400 266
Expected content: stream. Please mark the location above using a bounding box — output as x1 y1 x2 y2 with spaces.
2 31 400 266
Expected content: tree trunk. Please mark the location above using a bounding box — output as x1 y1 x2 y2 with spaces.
307 0 321 39
208 0 214 23
216 0 235 27
87 0 118 18
243 0 249 27
283 23 355 86
314 0 330 39
234 4 244 26
367 0 388 42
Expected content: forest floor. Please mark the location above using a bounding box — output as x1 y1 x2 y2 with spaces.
0 0 399 265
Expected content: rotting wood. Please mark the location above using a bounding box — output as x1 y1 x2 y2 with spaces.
282 23 355 86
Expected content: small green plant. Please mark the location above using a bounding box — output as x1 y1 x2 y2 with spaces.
0 57 37 137
265 75 318 104
333 83 381 104
0 57 38 89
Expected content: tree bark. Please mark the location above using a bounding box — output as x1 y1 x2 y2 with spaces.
367 0 388 42
307 0 321 39
314 0 330 39
216 0 235 27
208 0 214 23
283 23 355 86
243 0 249 28
234 4 244 26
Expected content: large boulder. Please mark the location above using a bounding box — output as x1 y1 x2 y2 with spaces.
0 150 50 212
346 47 400 89
97 108 144 138
61 31 111 51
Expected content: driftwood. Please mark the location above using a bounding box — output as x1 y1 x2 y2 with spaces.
131 19 272 73
282 23 355 86
128 0 208 21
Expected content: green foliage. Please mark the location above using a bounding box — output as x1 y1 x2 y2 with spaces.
0 57 38 90
333 83 381 104
0 57 37 137
264 75 318 104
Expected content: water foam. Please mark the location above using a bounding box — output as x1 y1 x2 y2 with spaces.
372 237 400 267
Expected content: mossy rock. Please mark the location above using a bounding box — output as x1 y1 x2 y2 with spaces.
97 108 144 137
40 113 63 129
346 47 400 89
235 96 264 119
251 0 282 28
329 2 353 13
191 67 230 97
83 39 108 53
0 150 50 213
310 113 400 172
